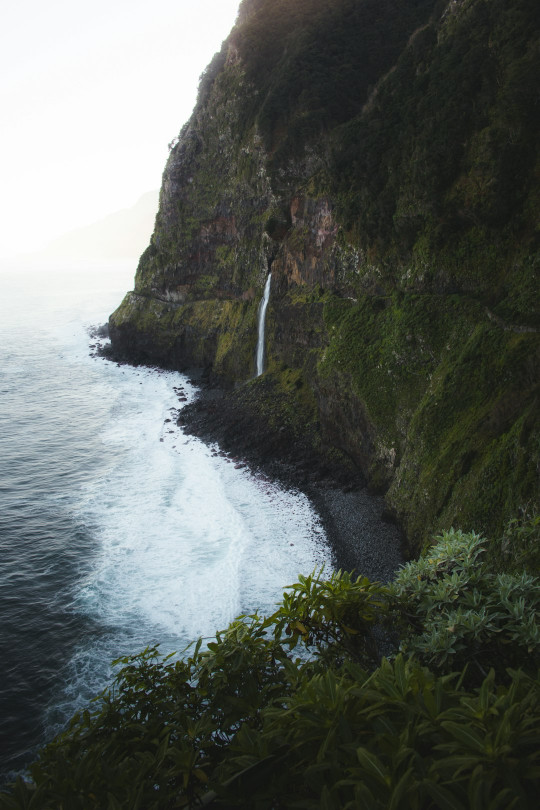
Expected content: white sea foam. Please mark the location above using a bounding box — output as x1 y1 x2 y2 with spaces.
50 285 330 721
73 363 330 652
0 258 332 753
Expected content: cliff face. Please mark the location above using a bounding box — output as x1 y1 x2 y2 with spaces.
110 0 539 553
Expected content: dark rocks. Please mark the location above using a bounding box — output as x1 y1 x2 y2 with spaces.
179 380 405 578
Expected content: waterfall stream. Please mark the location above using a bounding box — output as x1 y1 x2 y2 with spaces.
256 273 272 376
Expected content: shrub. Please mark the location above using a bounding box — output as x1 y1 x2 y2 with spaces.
392 529 540 680
2 530 539 808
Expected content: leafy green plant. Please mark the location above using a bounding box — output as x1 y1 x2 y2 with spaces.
2 530 539 808
267 568 389 667
392 529 540 680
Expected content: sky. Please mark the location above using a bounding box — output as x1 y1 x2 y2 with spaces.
0 0 241 258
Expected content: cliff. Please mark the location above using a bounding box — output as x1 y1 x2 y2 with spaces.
110 0 539 554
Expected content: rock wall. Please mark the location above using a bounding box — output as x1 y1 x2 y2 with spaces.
110 0 539 553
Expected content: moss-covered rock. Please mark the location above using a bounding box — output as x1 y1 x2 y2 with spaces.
110 0 539 553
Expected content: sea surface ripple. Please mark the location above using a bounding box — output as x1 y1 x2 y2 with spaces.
0 259 331 780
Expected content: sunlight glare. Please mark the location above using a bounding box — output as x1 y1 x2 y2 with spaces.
0 0 241 258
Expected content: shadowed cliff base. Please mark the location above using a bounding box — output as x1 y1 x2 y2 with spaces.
177 372 404 578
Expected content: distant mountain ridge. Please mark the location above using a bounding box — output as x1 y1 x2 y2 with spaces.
41 191 159 259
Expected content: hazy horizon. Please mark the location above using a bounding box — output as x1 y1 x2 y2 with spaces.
38 189 159 260
0 0 240 259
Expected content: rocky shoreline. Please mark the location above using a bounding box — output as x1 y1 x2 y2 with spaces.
99 315 405 581
177 375 405 582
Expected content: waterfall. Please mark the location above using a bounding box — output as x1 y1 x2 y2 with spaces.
256 273 272 376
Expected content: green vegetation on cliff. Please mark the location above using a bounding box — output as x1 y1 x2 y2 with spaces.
329 0 539 294
317 291 539 548
109 0 539 552
233 0 439 165
3 530 539 808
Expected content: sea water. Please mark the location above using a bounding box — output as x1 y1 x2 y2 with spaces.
0 258 330 780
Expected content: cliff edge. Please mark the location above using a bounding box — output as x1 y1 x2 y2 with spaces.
110 0 539 553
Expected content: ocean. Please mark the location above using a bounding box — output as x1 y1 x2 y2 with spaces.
0 258 331 780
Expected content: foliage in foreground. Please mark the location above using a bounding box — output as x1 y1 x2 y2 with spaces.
2 530 540 809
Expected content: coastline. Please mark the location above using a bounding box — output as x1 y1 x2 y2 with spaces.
177 375 404 582
99 327 405 582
